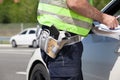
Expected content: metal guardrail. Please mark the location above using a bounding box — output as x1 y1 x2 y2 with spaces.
0 36 10 44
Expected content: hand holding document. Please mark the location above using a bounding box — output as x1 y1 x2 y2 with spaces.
93 15 120 40
98 24 120 32
94 15 120 32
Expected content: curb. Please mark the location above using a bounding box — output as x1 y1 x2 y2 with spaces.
0 44 11 47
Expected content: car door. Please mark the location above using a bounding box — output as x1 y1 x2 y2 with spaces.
106 3 120 80
82 0 120 80
26 29 36 45
20 29 37 45
82 35 119 80
16 29 28 45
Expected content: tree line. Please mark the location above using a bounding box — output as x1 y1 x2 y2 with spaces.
0 0 111 23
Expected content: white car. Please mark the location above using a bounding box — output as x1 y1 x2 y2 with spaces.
10 28 38 48
26 0 120 80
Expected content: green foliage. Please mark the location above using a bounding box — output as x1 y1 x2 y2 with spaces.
94 0 111 10
0 0 111 23
0 0 39 23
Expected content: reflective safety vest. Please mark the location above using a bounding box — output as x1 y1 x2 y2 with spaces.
37 0 93 37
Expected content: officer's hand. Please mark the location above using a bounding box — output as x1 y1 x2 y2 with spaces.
102 14 119 29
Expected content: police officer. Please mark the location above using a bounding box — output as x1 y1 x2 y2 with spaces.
37 0 119 80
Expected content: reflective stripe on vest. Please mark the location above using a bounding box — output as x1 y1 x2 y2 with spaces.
37 0 93 36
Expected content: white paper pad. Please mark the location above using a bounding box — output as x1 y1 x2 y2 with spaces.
98 24 120 32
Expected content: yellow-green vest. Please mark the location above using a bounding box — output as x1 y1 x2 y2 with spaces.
37 0 93 37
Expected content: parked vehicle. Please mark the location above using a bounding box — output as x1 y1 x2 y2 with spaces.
26 0 120 80
10 28 38 48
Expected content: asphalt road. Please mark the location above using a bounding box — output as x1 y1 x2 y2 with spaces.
0 45 36 80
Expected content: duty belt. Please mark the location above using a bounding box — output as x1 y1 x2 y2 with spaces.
39 25 83 58
45 34 82 58
61 35 82 46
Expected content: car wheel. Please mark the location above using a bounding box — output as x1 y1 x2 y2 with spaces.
11 40 17 48
30 63 50 80
32 40 37 48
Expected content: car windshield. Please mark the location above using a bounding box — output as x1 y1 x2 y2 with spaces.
29 30 36 34
20 30 27 35
100 0 120 23
102 0 120 15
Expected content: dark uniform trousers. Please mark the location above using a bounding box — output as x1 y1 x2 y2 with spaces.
41 41 83 80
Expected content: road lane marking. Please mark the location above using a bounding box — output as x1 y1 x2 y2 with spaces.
0 49 35 54
0 49 35 52
16 71 26 75
0 52 33 55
